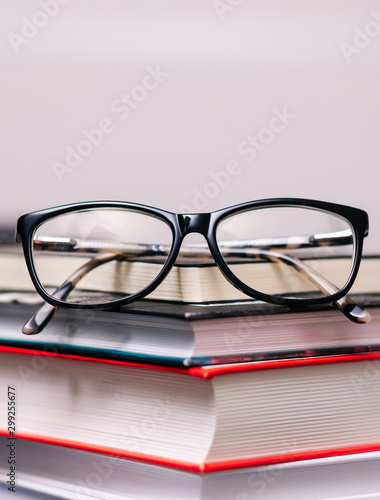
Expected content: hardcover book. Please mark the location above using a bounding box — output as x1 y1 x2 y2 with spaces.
1 296 380 366
1 247 380 303
0 348 380 472
1 437 380 499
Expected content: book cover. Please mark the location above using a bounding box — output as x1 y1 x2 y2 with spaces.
1 437 380 499
1 296 380 367
1 347 380 472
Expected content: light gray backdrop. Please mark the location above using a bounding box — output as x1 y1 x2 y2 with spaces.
1 0 379 252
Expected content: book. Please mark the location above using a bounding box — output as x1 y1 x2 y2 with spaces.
1 348 380 472
1 246 380 303
0 228 14 245
1 295 380 367
1 437 380 499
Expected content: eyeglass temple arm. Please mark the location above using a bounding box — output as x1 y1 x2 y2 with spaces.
23 242 370 335
180 235 370 323
211 229 355 251
22 252 120 335
256 250 371 324
180 234 370 323
33 229 354 255
23 239 170 335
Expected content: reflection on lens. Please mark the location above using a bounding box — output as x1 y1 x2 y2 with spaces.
32 209 173 304
216 206 355 300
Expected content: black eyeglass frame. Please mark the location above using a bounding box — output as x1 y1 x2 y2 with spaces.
16 198 369 311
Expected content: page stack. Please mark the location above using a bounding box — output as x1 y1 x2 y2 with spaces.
1 244 380 499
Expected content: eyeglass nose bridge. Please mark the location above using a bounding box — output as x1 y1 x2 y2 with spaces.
177 213 211 237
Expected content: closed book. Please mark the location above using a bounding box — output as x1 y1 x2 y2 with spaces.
1 437 380 499
1 296 380 366
1 248 380 303
1 348 380 472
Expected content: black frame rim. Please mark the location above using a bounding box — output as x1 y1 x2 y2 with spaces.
208 199 367 307
16 198 369 310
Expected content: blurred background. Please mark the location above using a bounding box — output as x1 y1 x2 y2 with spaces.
1 0 379 252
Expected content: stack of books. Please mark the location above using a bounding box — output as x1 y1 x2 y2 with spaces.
1 243 380 499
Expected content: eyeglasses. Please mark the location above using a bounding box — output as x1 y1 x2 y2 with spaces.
16 198 370 334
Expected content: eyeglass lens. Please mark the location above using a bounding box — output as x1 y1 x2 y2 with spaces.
31 205 355 305
32 209 174 304
216 206 355 300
